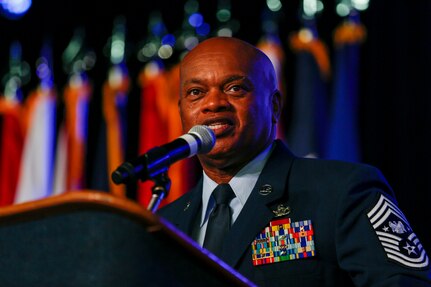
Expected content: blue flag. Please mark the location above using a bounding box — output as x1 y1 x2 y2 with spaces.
287 27 330 158
324 16 366 162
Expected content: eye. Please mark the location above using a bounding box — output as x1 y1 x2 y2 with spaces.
225 84 249 96
229 85 242 92
189 88 201 96
185 88 205 100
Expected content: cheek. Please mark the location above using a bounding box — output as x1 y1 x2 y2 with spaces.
244 103 272 131
179 102 199 127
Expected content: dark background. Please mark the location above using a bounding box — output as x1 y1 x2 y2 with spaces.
1 1 430 252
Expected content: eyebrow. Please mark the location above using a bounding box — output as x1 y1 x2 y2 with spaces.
182 78 203 86
222 75 254 90
221 75 247 85
182 75 254 88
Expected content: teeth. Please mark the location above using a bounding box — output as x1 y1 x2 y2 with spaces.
207 123 226 130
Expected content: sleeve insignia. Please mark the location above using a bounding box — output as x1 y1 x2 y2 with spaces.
367 194 429 269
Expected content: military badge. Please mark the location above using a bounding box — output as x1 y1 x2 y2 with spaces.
272 204 291 217
367 194 429 269
251 218 316 266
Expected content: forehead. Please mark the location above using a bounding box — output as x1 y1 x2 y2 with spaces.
180 48 261 83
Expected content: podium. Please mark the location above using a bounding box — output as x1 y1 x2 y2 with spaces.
0 191 255 287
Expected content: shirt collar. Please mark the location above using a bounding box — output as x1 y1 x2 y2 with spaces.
200 142 274 226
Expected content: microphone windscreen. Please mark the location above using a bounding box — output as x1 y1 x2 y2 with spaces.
188 125 216 154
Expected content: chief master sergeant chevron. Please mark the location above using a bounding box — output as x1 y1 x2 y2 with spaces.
157 36 431 286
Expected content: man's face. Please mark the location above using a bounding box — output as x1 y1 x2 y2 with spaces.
179 38 279 170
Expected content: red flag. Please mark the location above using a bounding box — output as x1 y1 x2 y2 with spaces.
137 62 198 208
0 99 24 206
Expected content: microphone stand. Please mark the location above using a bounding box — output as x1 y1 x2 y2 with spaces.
147 173 171 213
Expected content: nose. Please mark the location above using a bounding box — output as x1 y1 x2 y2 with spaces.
201 89 231 113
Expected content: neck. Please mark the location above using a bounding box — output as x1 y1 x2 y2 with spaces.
199 140 275 184
201 164 242 184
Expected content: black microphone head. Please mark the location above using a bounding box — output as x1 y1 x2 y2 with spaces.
188 125 216 154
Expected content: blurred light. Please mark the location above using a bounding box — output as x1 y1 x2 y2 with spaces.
184 36 199 50
144 60 162 77
316 0 324 12
196 22 210 36
188 13 203 28
36 57 51 83
352 0 369 11
158 44 173 59
152 22 166 36
82 51 96 70
298 28 314 42
162 34 176 46
0 0 31 19
216 9 231 22
72 60 84 74
184 0 199 14
70 73 84 88
141 42 158 58
110 16 126 64
217 28 233 37
4 76 22 101
266 0 282 12
108 65 124 88
63 42 81 63
303 0 317 17
9 41 22 72
62 28 85 70
110 40 125 64
336 3 350 16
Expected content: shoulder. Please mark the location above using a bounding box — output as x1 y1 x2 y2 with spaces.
272 140 388 187
291 157 391 191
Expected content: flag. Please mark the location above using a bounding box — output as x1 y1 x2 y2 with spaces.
324 14 366 162
0 98 24 206
62 74 92 191
14 86 57 203
100 64 129 196
287 27 331 158
137 61 198 208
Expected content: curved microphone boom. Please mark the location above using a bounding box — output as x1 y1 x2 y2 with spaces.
111 125 215 185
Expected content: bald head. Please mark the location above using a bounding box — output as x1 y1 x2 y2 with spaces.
180 37 278 93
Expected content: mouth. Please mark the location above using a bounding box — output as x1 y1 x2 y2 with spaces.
202 117 234 136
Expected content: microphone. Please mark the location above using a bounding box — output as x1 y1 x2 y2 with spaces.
111 125 215 185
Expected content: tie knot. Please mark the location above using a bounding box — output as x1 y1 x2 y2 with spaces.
212 184 235 205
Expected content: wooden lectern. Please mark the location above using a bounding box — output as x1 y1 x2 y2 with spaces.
0 191 255 286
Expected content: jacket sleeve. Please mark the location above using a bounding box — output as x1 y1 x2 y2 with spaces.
335 165 431 286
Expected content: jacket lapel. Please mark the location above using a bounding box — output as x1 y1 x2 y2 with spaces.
174 178 203 235
221 141 295 267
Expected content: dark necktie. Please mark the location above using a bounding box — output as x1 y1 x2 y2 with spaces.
203 183 236 257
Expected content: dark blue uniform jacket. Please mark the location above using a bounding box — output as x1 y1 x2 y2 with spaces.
158 140 431 286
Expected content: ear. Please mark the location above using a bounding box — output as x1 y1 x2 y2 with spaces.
271 90 282 123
